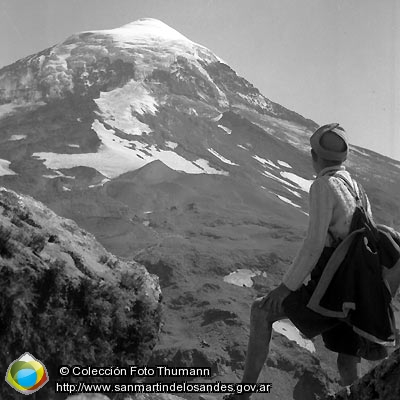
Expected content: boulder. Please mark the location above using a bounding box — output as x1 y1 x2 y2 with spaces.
326 348 400 399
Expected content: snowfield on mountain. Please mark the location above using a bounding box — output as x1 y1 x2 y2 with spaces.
1 18 400 400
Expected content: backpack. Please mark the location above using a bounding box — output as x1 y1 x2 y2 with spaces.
335 174 400 295
310 173 396 347
334 174 380 251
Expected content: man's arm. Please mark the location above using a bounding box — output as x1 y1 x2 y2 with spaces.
260 179 335 312
282 178 334 291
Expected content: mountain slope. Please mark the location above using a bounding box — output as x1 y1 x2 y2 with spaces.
0 18 399 400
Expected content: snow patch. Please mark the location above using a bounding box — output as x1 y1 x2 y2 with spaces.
85 19 223 83
0 103 18 118
212 113 223 122
33 120 227 178
89 18 193 47
237 92 273 113
273 320 315 352
192 159 228 175
274 193 301 208
218 124 232 134
9 134 27 141
224 269 266 288
270 191 301 208
208 148 238 166
43 175 61 179
262 170 299 189
165 141 178 150
42 170 75 179
280 172 312 192
88 178 111 188
0 159 16 176
237 144 248 150
277 160 292 169
94 80 157 136
68 144 80 148
253 155 279 169
285 187 302 198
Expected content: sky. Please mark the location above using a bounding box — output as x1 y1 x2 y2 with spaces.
1 0 399 161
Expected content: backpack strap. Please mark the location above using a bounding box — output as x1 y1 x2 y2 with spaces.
333 174 368 210
333 174 379 244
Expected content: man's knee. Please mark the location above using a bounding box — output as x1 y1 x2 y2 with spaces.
252 297 264 309
251 298 268 320
251 297 281 322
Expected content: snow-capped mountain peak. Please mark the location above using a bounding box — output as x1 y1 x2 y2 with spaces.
79 17 221 67
0 18 227 108
0 17 392 212
89 18 193 45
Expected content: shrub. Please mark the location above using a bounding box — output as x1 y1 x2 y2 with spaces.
99 254 119 268
0 225 13 258
98 254 109 264
0 258 161 399
10 215 23 228
28 232 46 253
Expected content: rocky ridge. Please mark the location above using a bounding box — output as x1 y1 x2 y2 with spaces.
326 348 400 400
0 187 161 400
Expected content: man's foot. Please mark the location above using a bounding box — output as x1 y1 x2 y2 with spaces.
357 337 388 361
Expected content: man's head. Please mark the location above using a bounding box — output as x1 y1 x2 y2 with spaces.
310 123 348 172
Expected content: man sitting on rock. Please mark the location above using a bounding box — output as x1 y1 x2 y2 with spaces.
224 123 375 400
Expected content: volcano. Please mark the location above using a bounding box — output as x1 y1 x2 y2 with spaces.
1 18 400 400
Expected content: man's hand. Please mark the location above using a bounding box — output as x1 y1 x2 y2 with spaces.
259 283 292 315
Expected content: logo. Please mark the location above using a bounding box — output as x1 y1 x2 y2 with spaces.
5 353 49 395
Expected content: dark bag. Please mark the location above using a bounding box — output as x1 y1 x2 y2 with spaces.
318 175 395 348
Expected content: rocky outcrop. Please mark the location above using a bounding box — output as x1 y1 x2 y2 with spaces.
326 348 400 400
0 188 162 400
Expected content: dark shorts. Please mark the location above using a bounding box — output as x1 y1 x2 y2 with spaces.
282 247 361 357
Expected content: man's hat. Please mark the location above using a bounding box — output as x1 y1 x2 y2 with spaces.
310 123 348 162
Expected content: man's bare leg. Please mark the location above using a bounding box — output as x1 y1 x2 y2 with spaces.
337 353 361 386
232 297 284 400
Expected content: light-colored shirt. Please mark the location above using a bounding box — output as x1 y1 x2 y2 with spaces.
282 165 372 291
